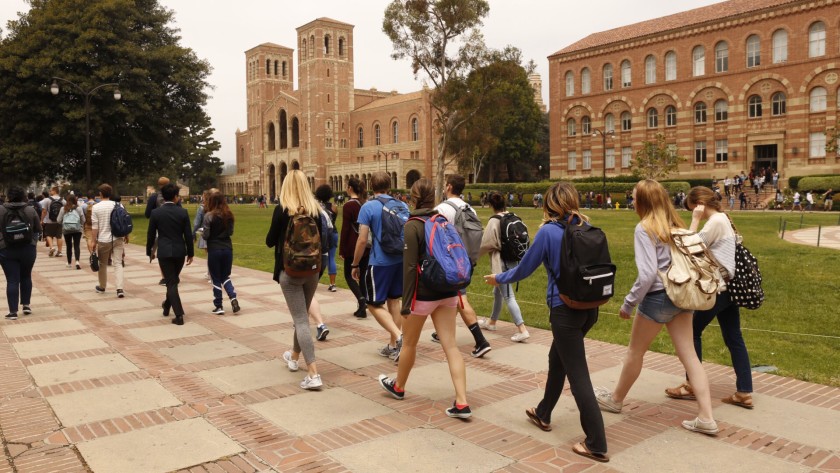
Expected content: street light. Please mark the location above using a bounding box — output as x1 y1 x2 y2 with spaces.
51 77 121 189
592 128 614 209
376 149 397 175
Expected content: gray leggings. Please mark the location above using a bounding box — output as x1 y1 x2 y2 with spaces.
279 271 319 365
491 283 524 326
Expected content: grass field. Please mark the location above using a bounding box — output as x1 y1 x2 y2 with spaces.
125 203 840 387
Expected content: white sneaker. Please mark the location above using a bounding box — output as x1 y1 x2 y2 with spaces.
478 318 497 331
300 374 323 390
282 351 299 372
511 331 530 342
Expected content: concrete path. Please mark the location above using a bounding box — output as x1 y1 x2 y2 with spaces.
783 225 840 250
1 243 839 472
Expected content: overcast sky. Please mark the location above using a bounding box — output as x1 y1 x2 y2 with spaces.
1 0 719 165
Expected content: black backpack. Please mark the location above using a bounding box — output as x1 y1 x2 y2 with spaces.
3 207 33 247
48 197 63 221
491 213 530 264
551 218 616 310
110 203 133 237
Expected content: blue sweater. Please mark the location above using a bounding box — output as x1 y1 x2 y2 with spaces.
496 221 565 308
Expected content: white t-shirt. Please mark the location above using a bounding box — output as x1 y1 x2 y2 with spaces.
793 192 801 203
699 212 737 285
91 200 118 242
434 197 476 223
806 192 814 204
40 196 65 223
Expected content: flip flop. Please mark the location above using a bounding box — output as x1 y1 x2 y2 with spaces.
665 382 696 400
572 442 609 463
525 407 551 432
721 392 754 409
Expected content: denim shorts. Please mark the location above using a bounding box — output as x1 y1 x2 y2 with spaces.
637 290 690 324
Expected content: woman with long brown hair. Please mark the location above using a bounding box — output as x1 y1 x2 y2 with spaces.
204 190 239 315
57 194 85 270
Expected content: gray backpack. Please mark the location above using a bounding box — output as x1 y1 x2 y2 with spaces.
443 200 483 265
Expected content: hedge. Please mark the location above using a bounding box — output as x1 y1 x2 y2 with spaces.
464 181 691 202
794 176 840 193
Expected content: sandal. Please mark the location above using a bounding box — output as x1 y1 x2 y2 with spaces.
721 391 754 409
572 442 609 463
525 407 551 432
665 382 696 400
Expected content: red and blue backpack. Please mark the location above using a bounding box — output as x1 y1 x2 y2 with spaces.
409 214 472 306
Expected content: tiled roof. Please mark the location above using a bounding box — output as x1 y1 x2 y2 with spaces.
551 0 801 57
354 91 424 112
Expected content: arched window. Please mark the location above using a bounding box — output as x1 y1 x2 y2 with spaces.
621 112 632 131
604 113 615 133
265 59 270 76
267 122 276 150
291 117 300 147
665 51 677 81
282 61 287 78
748 95 763 118
274 60 278 76
392 121 399 143
715 42 728 73
645 55 656 84
309 35 315 57
581 116 591 135
772 29 788 63
692 46 705 76
665 106 677 127
581 68 591 94
603 63 613 91
809 22 826 57
324 35 331 55
772 92 786 116
279 110 288 149
694 102 707 124
301 39 307 60
647 108 658 128
620 60 631 87
565 71 574 96
746 35 761 67
357 126 364 148
810 87 827 112
714 100 728 122
339 37 345 57
567 118 577 137
374 123 381 145
411 117 419 141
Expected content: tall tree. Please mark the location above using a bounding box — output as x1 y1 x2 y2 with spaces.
631 134 686 180
178 117 223 191
0 0 220 189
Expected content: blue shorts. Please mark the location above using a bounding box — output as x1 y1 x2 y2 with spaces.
637 290 690 324
364 263 402 306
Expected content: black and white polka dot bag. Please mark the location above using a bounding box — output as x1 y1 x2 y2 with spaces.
725 216 764 310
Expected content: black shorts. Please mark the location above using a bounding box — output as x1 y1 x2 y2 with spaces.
44 222 62 238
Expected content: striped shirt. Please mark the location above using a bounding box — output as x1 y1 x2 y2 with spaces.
699 212 736 289
91 200 118 242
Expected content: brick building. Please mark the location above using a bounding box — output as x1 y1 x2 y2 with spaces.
548 0 840 184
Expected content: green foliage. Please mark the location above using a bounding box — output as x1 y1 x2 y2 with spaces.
794 176 840 193
631 134 686 180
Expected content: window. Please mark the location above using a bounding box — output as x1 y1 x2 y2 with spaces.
274 60 278 76
324 35 331 55
665 51 677 81
583 150 592 170
582 116 591 135
621 112 632 131
620 60 631 87
392 121 399 143
374 124 381 145
772 92 786 116
647 108 658 128
411 118 419 141
266 59 270 75
568 151 577 171
810 132 826 158
621 147 632 168
692 46 705 76
565 71 575 96
810 87 827 112
282 61 287 78
665 106 677 127
645 55 656 84
606 148 615 168
715 139 728 162
809 22 826 58
567 119 577 137
603 64 613 91
357 127 364 148
715 42 728 73
604 113 615 133
310 35 315 57
694 102 707 124
714 100 728 122
746 35 761 67
695 141 707 163
581 68 591 94
748 95 762 118
301 39 307 60
339 37 345 57
772 29 788 63
667 144 678 159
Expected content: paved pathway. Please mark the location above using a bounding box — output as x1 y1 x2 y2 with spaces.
1 243 839 472
783 224 840 250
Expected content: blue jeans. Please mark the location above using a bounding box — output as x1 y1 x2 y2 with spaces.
328 231 338 276
208 248 236 308
491 283 524 326
0 245 36 314
692 291 753 393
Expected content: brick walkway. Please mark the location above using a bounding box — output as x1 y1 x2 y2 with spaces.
1 243 839 472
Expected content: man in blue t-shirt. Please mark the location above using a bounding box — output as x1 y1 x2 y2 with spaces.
351 172 405 361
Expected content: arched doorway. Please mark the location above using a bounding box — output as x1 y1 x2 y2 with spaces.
406 170 421 189
268 164 276 200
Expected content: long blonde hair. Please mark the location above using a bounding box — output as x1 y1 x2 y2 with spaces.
541 181 589 227
634 179 685 242
279 170 320 217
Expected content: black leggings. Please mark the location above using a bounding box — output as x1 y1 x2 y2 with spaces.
63 232 82 264
343 254 369 307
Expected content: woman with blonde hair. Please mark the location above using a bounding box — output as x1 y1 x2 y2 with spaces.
265 170 323 390
484 182 608 463
595 180 717 435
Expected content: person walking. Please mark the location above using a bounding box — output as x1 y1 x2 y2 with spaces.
824 189 834 211
57 194 85 270
83 191 97 255
340 177 368 318
377 178 471 418
478 191 529 342
594 179 718 436
147 183 194 325
91 184 127 298
266 170 324 390
0 187 42 320
203 191 239 316
315 184 339 292
145 176 174 286
193 190 211 282
40 187 65 258
665 186 754 409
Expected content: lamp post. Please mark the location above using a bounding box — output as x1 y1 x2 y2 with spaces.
592 128 614 209
376 149 396 175
50 77 121 189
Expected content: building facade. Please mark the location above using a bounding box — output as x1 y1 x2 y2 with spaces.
548 0 840 184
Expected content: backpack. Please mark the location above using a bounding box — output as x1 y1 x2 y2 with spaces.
409 215 472 297
374 196 410 255
551 219 616 310
62 208 82 233
658 229 721 311
723 216 764 310
3 207 33 247
283 208 322 278
318 208 333 254
442 200 483 265
48 197 63 221
491 213 529 264
109 203 133 237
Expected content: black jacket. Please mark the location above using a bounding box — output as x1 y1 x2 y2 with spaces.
147 202 194 259
266 204 322 283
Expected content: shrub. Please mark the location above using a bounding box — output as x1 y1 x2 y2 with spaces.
464 180 690 205
795 176 840 193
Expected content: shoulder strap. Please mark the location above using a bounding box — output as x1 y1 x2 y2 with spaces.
442 200 459 211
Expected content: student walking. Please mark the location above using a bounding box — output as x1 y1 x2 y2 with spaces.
315 185 339 292
378 178 471 418
91 184 127 298
594 179 718 436
484 182 609 463
57 194 85 270
265 170 324 390
40 187 65 258
193 190 210 281
203 191 240 315
0 187 42 320
665 187 754 409
340 177 368 318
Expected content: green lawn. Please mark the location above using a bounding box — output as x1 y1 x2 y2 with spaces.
126 203 840 387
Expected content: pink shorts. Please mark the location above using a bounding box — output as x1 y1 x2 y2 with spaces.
411 296 459 316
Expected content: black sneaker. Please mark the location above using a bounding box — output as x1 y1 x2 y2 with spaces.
116 289 125 298
377 375 405 400
471 341 492 358
231 298 240 314
211 306 224 315
316 324 329 341
430 332 440 343
22 305 31 315
353 301 367 318
159 278 166 286
445 402 472 419
95 286 105 294
5 313 18 321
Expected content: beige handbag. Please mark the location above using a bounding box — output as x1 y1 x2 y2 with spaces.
658 229 721 311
